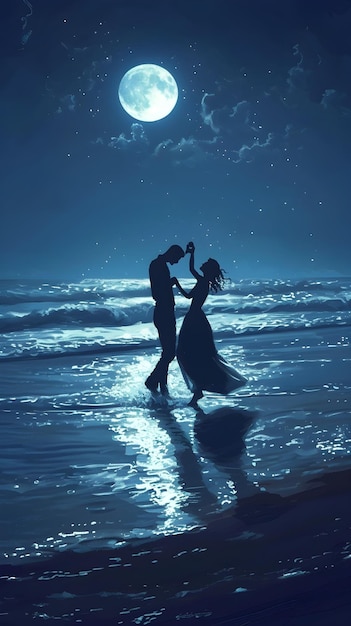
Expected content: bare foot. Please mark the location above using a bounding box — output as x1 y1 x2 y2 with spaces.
188 390 203 409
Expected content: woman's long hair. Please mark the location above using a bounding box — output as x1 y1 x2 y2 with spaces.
204 258 226 293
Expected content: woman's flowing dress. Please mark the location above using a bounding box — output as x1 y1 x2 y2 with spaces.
177 306 246 394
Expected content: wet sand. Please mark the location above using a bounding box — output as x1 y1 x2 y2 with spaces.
1 466 350 625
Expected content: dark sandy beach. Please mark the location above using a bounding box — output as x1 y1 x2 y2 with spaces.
1 466 350 625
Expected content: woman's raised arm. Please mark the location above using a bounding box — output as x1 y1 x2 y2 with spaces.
187 243 201 281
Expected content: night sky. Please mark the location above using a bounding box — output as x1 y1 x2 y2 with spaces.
1 0 351 280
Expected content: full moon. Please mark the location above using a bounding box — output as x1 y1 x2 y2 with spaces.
118 64 178 122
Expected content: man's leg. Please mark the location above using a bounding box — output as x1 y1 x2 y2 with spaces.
155 316 176 391
145 309 176 392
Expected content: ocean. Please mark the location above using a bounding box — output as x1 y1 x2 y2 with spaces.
0 277 350 624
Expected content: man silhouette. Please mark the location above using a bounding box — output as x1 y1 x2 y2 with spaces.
145 244 185 395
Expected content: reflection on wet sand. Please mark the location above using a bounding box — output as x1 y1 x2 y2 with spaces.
148 403 287 530
194 406 289 523
193 406 286 523
153 408 219 516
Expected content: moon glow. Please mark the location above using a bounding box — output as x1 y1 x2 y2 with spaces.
118 64 178 122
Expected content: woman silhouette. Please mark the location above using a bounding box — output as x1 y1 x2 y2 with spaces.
174 243 246 408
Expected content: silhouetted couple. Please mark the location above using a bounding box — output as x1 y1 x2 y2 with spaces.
145 242 246 408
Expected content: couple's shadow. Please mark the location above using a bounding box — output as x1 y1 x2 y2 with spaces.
155 404 287 524
156 404 258 517
194 406 289 524
194 405 254 461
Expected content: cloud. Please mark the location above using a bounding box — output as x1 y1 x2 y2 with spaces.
231 132 275 163
321 88 351 115
200 92 219 133
91 137 104 145
197 90 285 163
153 130 279 168
153 135 219 166
108 123 149 150
286 43 311 95
284 39 351 113
200 93 251 134
57 94 76 113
